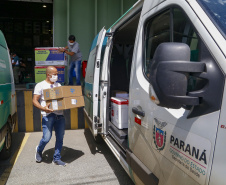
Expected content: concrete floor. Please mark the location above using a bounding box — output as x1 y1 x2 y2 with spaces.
0 129 134 185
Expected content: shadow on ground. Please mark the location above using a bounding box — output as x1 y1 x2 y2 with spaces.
0 132 26 185
42 146 84 164
84 129 134 185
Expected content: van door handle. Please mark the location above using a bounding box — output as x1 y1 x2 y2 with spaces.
132 107 145 117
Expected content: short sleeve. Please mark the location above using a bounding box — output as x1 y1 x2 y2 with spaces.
56 82 61 87
34 83 42 95
71 43 79 53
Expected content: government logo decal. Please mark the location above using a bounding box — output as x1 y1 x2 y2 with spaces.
153 118 167 151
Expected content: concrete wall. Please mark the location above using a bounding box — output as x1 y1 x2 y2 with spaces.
53 0 137 60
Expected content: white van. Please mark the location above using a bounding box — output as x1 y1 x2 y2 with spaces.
0 30 16 159
84 0 226 184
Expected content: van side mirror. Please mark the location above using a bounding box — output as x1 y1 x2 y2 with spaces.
149 43 206 109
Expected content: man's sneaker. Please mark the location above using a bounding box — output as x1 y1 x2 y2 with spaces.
35 146 42 163
52 160 67 167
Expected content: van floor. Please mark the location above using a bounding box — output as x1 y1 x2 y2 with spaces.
108 121 128 154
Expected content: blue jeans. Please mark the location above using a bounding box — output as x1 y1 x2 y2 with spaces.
37 113 65 161
69 60 81 85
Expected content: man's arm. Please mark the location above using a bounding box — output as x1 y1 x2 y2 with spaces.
33 94 53 113
64 50 74 56
58 47 74 56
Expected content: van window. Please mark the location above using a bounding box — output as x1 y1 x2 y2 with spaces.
0 31 7 48
144 8 200 88
173 8 199 61
197 0 226 38
0 47 11 84
144 10 170 78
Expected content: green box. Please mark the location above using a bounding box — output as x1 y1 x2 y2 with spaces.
35 66 65 83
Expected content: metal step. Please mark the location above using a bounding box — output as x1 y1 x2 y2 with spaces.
106 135 127 160
108 127 129 152
109 121 128 139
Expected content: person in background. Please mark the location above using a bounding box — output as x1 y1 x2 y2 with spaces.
11 52 20 84
33 66 66 167
19 60 26 83
58 35 82 85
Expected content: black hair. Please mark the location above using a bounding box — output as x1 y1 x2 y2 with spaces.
68 35 76 41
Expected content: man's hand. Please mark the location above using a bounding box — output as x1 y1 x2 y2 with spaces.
58 48 66 53
33 95 54 113
44 103 53 113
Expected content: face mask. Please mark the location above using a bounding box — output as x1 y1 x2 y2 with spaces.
69 42 74 46
50 75 58 82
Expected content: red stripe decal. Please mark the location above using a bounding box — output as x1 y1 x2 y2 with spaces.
135 117 141 125
111 99 128 105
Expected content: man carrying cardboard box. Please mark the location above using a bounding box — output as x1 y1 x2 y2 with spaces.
33 66 66 167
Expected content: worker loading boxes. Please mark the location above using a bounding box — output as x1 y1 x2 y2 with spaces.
35 48 85 111
43 86 84 111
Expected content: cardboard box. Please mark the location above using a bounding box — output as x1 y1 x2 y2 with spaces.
111 97 128 129
43 86 82 100
111 90 129 98
35 66 65 83
47 96 84 110
35 47 67 66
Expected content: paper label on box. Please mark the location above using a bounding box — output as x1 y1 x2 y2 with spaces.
50 89 56 99
52 100 58 110
71 99 77 105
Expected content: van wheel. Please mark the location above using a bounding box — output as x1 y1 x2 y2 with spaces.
0 125 12 160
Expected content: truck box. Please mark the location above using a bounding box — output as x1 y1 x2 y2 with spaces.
35 47 67 66
111 97 128 129
43 86 82 100
111 90 129 98
47 96 84 110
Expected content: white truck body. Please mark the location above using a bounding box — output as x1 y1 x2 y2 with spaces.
84 0 226 184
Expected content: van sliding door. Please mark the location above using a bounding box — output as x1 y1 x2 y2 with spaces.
84 27 106 137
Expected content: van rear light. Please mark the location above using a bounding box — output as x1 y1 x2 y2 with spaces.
0 100 3 105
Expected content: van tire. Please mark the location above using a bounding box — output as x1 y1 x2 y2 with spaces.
0 124 12 160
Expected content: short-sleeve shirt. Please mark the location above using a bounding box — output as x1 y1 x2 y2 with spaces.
33 80 63 117
68 41 82 62
13 56 20 66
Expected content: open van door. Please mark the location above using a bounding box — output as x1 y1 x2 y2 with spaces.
84 27 106 137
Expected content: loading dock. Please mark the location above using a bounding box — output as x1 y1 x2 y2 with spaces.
14 89 86 132
0 129 134 185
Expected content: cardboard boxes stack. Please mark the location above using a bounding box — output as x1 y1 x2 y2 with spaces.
43 86 84 110
35 47 67 83
111 91 129 129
